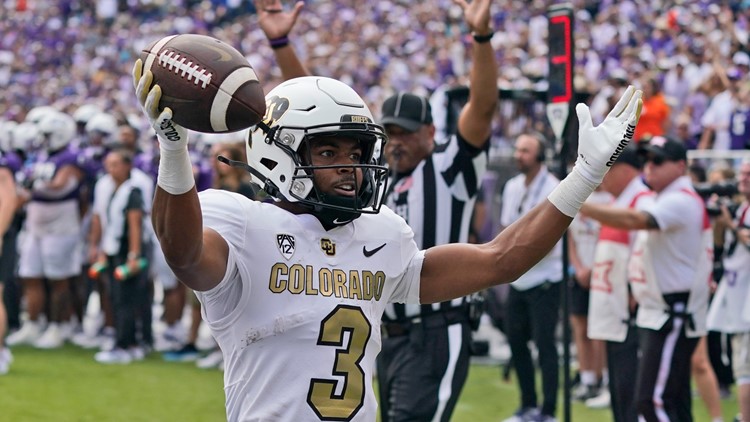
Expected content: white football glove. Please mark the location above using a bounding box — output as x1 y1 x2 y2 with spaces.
574 85 642 185
132 59 188 152
133 59 194 195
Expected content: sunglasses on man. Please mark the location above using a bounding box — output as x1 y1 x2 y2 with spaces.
645 154 667 165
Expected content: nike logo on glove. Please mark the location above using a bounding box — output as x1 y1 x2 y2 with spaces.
363 243 386 257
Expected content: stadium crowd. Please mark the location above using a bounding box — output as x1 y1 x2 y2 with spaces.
2 0 750 421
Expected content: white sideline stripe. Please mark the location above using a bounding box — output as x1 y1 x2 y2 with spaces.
144 35 178 72
210 67 259 132
432 323 462 422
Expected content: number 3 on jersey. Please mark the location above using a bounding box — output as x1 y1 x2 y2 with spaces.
307 305 371 421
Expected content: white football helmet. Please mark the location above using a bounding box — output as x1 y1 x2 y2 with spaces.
38 111 76 152
73 104 101 125
0 120 17 152
246 76 388 224
12 122 42 152
85 112 118 146
25 106 58 125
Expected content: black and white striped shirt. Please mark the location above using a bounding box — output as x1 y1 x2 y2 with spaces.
383 133 488 322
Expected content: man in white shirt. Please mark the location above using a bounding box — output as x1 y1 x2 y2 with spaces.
499 133 562 422
581 137 711 421
581 147 652 421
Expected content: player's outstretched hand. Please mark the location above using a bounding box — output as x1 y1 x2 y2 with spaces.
132 58 188 151
574 85 642 184
255 0 304 39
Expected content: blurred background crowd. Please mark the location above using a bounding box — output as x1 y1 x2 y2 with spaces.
2 0 750 151
2 0 750 420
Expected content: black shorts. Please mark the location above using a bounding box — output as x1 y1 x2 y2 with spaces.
569 280 590 316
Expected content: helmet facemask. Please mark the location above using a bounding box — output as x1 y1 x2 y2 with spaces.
245 77 390 227
291 128 388 226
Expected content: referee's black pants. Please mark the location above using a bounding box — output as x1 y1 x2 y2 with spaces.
505 281 561 417
377 311 472 422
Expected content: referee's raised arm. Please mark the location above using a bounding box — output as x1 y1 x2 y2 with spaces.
455 0 498 148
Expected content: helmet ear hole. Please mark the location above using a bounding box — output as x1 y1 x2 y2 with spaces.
260 157 278 171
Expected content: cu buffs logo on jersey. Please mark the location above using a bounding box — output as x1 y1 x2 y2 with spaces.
320 238 336 256
277 234 295 260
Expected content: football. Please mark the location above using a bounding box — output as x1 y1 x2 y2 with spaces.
140 34 265 133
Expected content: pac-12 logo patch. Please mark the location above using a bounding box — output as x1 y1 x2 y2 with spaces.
277 234 295 260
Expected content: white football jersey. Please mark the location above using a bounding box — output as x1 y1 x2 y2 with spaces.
195 190 423 421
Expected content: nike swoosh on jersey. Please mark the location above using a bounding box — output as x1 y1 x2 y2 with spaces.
363 243 387 257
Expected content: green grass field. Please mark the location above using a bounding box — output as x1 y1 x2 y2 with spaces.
3 345 739 421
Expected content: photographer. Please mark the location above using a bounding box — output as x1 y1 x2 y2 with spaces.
695 164 740 219
707 160 750 422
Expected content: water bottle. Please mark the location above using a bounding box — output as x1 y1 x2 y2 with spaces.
114 258 148 281
88 262 108 279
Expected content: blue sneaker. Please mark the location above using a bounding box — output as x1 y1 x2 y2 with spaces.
162 343 200 362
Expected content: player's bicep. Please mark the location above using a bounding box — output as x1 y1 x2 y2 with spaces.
419 242 488 304
175 227 229 292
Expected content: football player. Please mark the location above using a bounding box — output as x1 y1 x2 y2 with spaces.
133 62 641 420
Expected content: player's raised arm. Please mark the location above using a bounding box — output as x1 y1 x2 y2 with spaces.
419 86 643 304
132 59 229 291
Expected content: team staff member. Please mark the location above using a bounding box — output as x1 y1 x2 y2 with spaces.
567 185 611 403
256 0 498 420
582 147 652 421
581 137 711 422
133 31 642 420
500 133 561 422
90 147 154 364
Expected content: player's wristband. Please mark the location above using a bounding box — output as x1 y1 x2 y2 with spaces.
547 167 598 218
472 31 494 43
269 35 289 50
157 146 195 195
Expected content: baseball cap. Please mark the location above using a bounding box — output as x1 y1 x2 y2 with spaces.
733 51 750 67
613 145 642 169
638 136 687 163
380 93 433 132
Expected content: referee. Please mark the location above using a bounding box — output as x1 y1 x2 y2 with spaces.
375 3 498 421
255 1 497 419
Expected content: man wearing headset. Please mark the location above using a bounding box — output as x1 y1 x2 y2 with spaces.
500 132 563 422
